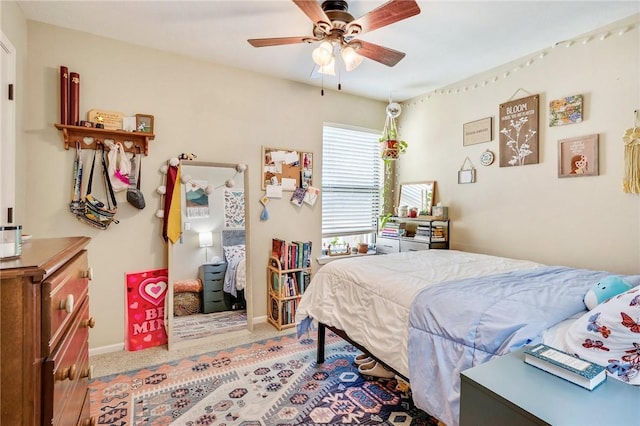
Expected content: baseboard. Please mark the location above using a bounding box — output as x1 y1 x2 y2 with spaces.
90 315 268 356
89 342 125 357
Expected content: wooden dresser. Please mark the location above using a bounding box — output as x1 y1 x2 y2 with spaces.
0 236 95 426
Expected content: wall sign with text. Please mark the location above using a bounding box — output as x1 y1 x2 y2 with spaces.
499 94 539 167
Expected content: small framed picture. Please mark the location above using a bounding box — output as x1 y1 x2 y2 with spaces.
558 134 598 178
135 114 154 133
458 168 476 184
463 117 493 146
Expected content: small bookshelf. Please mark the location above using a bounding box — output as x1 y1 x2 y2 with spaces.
267 238 312 330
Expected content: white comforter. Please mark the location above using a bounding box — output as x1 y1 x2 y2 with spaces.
295 250 540 378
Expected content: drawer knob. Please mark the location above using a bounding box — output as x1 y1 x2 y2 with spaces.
82 317 96 328
55 364 77 381
59 294 74 314
80 365 94 380
82 267 94 280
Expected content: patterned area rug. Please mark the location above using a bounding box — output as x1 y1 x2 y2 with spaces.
172 311 248 342
90 332 439 425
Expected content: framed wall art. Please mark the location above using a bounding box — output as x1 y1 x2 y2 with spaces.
549 95 583 127
558 134 599 178
499 94 539 167
458 157 476 184
463 117 493 145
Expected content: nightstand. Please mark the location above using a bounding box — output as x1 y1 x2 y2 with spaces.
199 263 228 313
460 348 640 425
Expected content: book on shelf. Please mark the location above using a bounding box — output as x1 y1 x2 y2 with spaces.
272 238 286 267
523 344 606 390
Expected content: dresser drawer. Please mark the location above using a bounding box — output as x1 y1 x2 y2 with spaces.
400 239 429 252
203 289 224 303
203 300 229 313
201 263 227 275
43 298 90 426
376 237 399 254
203 277 224 292
43 250 90 353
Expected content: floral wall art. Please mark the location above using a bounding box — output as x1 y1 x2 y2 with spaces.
499 94 539 167
549 95 583 126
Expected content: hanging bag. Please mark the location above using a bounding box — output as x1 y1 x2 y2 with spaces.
77 144 118 229
127 150 146 209
69 141 85 214
106 141 131 192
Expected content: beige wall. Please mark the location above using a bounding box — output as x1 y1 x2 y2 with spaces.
398 14 640 274
19 19 384 349
6 4 639 351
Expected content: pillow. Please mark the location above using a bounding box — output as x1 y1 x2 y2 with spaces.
173 278 202 293
584 275 634 310
223 244 245 262
565 286 640 385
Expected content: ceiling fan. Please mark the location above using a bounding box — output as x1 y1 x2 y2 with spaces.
247 0 421 71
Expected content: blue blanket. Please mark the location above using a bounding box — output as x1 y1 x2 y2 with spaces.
408 266 612 426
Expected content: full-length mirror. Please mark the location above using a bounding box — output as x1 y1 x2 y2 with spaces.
167 161 251 349
398 181 436 215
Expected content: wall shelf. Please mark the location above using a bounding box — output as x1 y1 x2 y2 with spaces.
55 124 154 155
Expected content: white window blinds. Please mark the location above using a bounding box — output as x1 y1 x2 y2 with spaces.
322 124 382 238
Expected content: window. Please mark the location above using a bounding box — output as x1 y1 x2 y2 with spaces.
322 123 382 251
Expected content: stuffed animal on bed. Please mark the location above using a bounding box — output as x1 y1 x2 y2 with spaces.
584 275 634 310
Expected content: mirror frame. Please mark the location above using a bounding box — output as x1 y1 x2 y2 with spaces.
166 161 252 350
398 181 436 216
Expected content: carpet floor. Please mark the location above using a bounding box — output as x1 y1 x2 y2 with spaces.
172 311 248 342
90 331 438 425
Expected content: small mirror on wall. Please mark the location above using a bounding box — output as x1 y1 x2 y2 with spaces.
398 181 436 216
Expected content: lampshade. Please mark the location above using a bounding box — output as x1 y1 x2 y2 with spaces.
341 45 363 72
312 41 333 66
318 56 336 76
198 232 213 248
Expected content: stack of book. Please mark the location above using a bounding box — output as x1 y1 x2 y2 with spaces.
523 344 606 390
271 238 312 269
271 270 312 296
414 224 447 242
380 222 405 238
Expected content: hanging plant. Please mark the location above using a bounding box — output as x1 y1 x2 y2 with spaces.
380 102 408 160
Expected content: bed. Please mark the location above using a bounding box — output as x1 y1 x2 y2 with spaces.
221 229 247 309
295 250 637 426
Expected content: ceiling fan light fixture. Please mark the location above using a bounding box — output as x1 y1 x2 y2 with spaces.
341 45 363 71
318 56 336 76
312 41 334 66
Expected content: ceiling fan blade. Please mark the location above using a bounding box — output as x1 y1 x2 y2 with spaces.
292 0 331 25
356 40 406 67
347 0 420 34
248 36 314 47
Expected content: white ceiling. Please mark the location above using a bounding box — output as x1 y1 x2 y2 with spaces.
16 1 640 102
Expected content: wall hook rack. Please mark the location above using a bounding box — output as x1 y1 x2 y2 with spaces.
55 124 155 155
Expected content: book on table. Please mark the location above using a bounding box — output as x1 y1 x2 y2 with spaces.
523 344 606 390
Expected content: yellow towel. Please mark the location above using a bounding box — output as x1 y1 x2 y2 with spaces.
167 166 182 243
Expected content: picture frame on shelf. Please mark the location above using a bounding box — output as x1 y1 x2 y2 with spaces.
135 114 154 133
558 134 599 178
